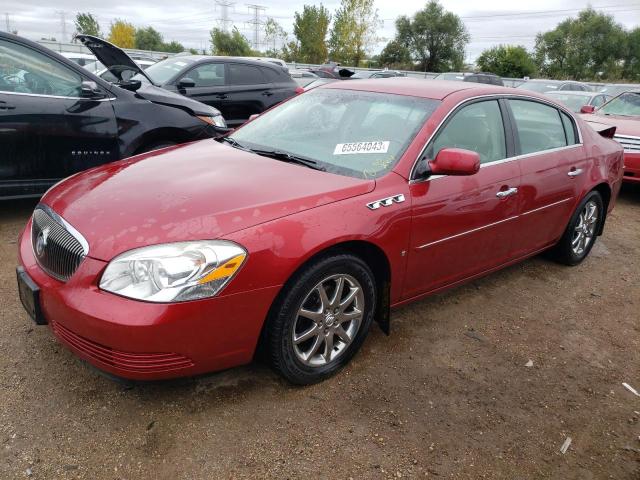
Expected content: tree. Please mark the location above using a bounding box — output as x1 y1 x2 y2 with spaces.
328 0 379 66
264 18 288 55
74 12 101 37
378 39 412 69
107 20 135 49
162 40 185 53
395 0 468 72
623 28 640 81
135 26 164 51
477 45 536 78
535 8 627 80
292 5 331 64
210 27 253 56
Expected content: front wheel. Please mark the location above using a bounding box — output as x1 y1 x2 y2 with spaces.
553 191 604 265
266 254 376 385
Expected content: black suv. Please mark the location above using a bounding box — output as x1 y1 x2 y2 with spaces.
79 35 300 127
0 32 226 199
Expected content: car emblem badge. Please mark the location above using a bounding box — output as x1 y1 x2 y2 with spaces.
35 227 50 257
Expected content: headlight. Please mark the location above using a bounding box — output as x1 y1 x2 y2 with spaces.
99 241 246 302
197 114 226 128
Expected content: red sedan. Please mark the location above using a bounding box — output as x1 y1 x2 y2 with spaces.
580 91 640 183
17 79 624 385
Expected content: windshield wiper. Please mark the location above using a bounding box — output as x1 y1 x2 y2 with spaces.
216 136 252 152
251 149 325 171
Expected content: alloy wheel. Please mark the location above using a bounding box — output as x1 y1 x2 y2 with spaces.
571 200 599 256
292 274 365 367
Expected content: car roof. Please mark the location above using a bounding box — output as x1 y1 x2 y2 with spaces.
321 78 518 100
174 55 284 70
545 91 596 96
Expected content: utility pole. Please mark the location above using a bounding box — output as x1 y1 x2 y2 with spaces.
245 4 266 51
55 10 67 42
4 13 10 32
215 0 235 32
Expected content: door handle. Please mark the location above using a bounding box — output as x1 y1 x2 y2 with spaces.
215 94 228 100
0 101 16 110
262 91 273 96
567 168 583 177
496 187 518 198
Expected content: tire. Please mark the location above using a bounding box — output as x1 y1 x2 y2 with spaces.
553 190 604 266
266 254 377 385
137 141 176 154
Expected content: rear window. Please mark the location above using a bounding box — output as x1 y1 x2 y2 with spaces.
228 63 266 85
509 99 567 154
261 66 283 82
560 112 578 145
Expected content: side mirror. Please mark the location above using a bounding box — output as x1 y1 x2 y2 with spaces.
118 79 142 92
428 148 480 176
580 105 595 114
80 81 104 99
178 78 196 88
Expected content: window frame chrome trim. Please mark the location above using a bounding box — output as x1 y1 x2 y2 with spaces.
409 93 584 184
0 90 115 102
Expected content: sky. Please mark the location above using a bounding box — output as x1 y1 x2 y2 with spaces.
2 0 639 62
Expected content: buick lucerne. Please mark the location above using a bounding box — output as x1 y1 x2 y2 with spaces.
17 79 624 385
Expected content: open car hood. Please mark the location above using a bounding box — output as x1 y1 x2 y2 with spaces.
76 34 154 84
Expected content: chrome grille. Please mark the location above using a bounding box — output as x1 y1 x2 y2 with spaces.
31 205 88 282
614 134 640 154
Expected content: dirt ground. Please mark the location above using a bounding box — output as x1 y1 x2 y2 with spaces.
0 185 639 480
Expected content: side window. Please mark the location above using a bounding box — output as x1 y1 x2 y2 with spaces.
428 100 506 164
0 39 82 96
228 64 266 85
560 111 578 145
260 67 281 82
591 95 605 107
509 99 567 154
184 63 225 87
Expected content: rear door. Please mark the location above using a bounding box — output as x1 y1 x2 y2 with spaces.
506 98 586 256
259 65 297 107
0 37 118 198
405 98 521 299
224 62 272 126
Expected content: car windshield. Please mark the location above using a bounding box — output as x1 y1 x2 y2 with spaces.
546 93 592 112
229 88 439 179
516 81 560 93
598 92 640 117
133 56 197 84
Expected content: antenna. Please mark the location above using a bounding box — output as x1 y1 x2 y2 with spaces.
245 4 266 50
215 0 235 32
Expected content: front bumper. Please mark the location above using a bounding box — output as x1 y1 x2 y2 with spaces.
623 152 640 183
18 221 280 381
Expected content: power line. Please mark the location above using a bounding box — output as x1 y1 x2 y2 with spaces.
4 12 11 32
55 10 67 42
215 1 234 32
245 4 266 50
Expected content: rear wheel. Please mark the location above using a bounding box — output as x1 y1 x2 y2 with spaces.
266 254 376 385
553 191 603 265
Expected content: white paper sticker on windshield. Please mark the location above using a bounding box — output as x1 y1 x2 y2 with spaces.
334 141 390 155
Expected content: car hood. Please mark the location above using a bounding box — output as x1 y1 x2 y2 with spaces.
42 140 375 261
134 84 221 117
76 34 153 84
581 113 640 137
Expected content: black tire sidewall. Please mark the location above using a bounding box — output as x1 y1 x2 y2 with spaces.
268 254 376 385
558 191 604 265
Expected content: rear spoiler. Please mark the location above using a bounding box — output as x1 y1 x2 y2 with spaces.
585 120 617 139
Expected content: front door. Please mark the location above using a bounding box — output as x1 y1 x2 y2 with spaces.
0 37 118 198
404 99 521 299
174 62 230 118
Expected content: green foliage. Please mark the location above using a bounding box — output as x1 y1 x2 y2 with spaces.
328 0 379 66
210 27 253 56
535 8 627 80
378 39 412 69
264 18 288 54
395 0 468 72
107 20 135 48
74 13 101 37
292 5 331 64
135 26 164 51
162 40 185 53
624 28 640 81
477 45 536 78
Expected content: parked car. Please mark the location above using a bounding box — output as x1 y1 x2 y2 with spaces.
240 57 288 69
545 91 612 113
311 63 355 79
0 32 226 199
462 72 504 86
302 78 338 91
289 69 319 88
59 52 97 70
350 70 406 79
432 72 467 81
516 79 592 93
579 91 640 183
77 35 300 127
598 84 640 97
17 79 623 385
